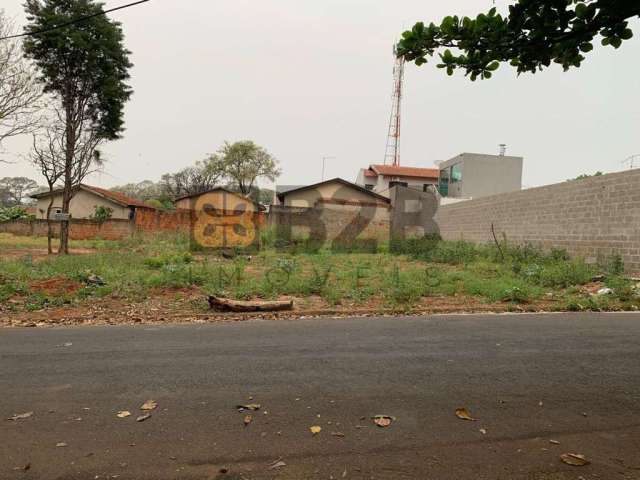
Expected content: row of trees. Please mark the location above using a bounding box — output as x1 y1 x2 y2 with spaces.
0 140 280 211
112 141 280 208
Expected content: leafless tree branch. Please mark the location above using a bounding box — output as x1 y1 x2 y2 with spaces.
0 13 42 163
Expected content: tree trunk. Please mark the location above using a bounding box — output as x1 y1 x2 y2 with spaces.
46 193 54 255
59 92 75 255
208 295 294 312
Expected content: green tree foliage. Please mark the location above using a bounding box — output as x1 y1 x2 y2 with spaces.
23 0 134 253
572 171 604 180
217 141 281 195
397 0 640 80
23 0 132 138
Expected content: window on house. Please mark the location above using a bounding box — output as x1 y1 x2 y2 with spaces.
438 170 450 197
450 164 463 183
389 181 408 189
423 184 432 192
364 184 374 191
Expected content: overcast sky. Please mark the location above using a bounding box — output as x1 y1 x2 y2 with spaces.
1 0 638 190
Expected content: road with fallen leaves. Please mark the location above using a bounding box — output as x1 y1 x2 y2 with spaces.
2 312 640 480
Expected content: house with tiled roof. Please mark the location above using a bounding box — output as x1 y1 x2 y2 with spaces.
31 184 154 220
356 164 440 198
356 152 524 200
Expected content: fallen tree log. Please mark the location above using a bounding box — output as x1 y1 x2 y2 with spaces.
208 296 294 313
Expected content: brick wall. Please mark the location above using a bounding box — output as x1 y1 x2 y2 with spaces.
0 219 133 240
134 208 266 234
134 208 194 233
435 169 640 274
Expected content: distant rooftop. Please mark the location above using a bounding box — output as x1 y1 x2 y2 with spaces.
368 165 440 179
275 185 307 194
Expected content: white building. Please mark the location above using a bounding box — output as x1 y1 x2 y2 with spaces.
355 164 440 198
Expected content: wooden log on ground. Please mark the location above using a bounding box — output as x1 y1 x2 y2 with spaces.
208 295 294 313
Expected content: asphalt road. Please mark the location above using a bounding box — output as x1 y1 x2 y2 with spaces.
2 313 640 480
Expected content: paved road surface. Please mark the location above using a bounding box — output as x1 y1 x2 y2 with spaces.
2 313 640 480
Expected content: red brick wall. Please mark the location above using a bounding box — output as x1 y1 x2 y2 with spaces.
134 208 194 233
0 219 133 240
134 208 266 233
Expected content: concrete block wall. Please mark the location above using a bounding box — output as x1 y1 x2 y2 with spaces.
435 169 640 274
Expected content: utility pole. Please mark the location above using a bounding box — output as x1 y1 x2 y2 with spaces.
322 156 335 181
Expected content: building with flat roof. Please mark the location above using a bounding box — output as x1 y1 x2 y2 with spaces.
437 153 523 199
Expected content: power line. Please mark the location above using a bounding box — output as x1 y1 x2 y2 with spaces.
0 0 152 41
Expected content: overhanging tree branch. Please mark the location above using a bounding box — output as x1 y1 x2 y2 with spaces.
397 0 640 81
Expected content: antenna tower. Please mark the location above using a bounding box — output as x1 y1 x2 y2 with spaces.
384 46 406 166
622 154 639 170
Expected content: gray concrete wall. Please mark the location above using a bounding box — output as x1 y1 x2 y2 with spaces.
435 169 640 274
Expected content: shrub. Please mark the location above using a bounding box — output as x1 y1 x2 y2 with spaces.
91 205 113 223
0 206 34 222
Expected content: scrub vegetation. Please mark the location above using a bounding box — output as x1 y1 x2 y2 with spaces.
0 232 638 317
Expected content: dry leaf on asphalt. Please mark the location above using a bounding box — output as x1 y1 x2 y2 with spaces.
116 411 131 418
7 412 34 421
331 432 345 437
560 453 590 466
268 460 286 470
310 425 322 435
56 442 68 448
12 464 30 472
455 408 477 421
237 404 261 412
136 414 152 422
244 415 253 426
549 440 560 445
479 428 487 435
140 400 157 411
373 415 394 428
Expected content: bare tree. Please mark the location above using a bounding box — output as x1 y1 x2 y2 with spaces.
29 123 64 253
160 158 226 199
0 12 41 161
29 110 103 254
0 176 38 206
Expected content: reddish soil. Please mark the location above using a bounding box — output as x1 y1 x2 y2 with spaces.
29 277 83 296
0 285 571 329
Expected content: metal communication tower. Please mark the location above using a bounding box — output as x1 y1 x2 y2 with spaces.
384 47 406 166
622 154 639 170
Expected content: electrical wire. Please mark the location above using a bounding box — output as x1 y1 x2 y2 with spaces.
0 0 152 41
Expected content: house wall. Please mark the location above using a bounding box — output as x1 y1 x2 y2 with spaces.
269 203 391 244
372 175 438 197
282 181 388 208
355 170 437 198
435 169 640 274
35 189 131 220
439 153 523 199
